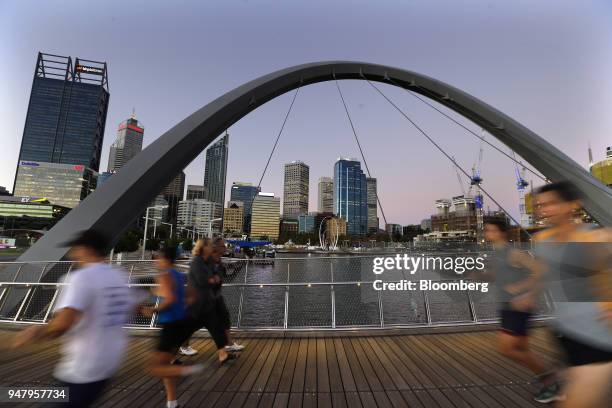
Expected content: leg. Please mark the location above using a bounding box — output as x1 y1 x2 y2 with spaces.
497 331 547 375
558 362 612 408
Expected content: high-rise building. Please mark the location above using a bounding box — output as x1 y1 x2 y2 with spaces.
589 146 612 187
385 223 403 236
317 177 334 213
13 53 109 201
250 192 281 241
366 177 378 234
298 213 316 234
0 186 10 196
186 185 206 200
13 162 97 209
203 133 229 206
160 171 185 224
230 182 260 232
283 161 309 218
334 158 367 235
177 199 223 237
107 114 144 172
223 201 244 236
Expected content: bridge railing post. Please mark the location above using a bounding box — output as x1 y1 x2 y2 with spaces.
331 262 335 329
236 260 247 328
283 263 289 330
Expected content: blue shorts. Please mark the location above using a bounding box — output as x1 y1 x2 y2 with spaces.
500 308 531 336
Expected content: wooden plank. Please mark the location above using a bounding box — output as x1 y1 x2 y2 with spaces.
331 338 357 392
304 338 317 393
277 339 300 393
290 338 308 393
338 338 370 392
263 339 292 393
316 338 330 393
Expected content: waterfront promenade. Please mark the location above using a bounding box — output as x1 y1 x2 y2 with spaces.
0 327 560 407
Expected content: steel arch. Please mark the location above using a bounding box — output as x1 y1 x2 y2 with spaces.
15 61 612 266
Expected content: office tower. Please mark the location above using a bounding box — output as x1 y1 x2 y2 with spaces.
186 185 206 200
14 53 109 196
223 201 244 235
161 171 185 224
317 177 334 213
177 199 223 237
298 213 316 234
250 192 281 241
385 223 403 236
283 161 309 218
0 187 10 196
230 182 261 232
366 177 378 234
203 133 229 206
107 113 144 172
97 171 114 187
334 158 367 235
13 162 97 209
0 196 70 231
149 195 168 222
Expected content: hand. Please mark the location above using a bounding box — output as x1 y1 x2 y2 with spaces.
13 326 43 348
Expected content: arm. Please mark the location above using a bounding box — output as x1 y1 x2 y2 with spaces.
152 272 176 313
507 250 547 310
13 307 82 347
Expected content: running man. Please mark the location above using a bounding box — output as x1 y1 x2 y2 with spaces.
12 230 141 407
484 219 561 403
533 181 612 408
144 247 203 408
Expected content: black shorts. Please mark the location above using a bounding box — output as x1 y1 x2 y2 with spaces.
158 319 194 353
50 379 108 407
216 296 231 330
557 332 612 366
500 308 531 336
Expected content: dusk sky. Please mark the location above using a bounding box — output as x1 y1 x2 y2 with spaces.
1 0 611 225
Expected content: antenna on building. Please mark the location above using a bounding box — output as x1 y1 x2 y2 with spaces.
130 107 136 120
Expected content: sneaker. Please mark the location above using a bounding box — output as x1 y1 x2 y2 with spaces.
179 346 198 356
534 381 565 404
226 342 245 352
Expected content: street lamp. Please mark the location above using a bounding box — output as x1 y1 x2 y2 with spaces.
160 222 173 238
208 218 223 238
142 205 168 259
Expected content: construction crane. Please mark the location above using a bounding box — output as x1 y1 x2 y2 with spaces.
511 151 532 227
468 130 485 243
451 156 466 196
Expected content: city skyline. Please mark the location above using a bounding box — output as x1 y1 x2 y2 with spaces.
2 1 611 225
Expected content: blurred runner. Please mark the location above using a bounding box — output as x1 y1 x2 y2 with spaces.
484 219 561 403
534 181 612 408
187 238 235 364
211 237 244 352
144 247 203 408
12 230 141 408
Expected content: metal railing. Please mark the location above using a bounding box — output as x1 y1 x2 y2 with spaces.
0 255 553 331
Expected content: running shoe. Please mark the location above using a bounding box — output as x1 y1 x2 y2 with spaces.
179 346 198 356
226 342 245 352
534 381 565 404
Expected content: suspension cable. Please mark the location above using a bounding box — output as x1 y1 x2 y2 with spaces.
334 79 390 232
365 79 530 235
247 87 300 223
385 77 546 182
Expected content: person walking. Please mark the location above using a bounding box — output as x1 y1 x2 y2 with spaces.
12 230 141 407
187 238 235 364
144 246 203 408
484 219 560 403
533 181 612 408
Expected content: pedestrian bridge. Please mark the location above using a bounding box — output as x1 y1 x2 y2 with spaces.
0 326 559 407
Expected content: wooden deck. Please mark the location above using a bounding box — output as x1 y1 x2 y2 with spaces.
0 328 562 407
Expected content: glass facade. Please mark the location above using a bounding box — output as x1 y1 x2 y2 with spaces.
107 116 144 172
250 193 281 240
204 133 229 206
16 53 109 172
298 213 315 233
230 182 261 231
13 162 97 209
366 177 378 233
334 159 367 235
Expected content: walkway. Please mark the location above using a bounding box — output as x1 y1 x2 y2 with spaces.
0 328 561 407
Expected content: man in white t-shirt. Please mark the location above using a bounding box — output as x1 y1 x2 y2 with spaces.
13 230 140 407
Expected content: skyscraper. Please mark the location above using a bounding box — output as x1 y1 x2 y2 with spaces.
177 199 222 237
13 53 109 204
283 161 309 218
366 177 379 233
161 171 185 224
107 113 144 172
250 192 281 241
334 158 367 235
230 182 260 232
317 176 334 213
203 133 229 206
186 185 206 200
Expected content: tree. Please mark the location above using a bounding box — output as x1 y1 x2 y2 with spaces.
145 237 160 251
114 229 140 253
182 238 193 252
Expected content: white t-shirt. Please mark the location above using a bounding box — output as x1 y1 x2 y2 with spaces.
53 263 136 383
